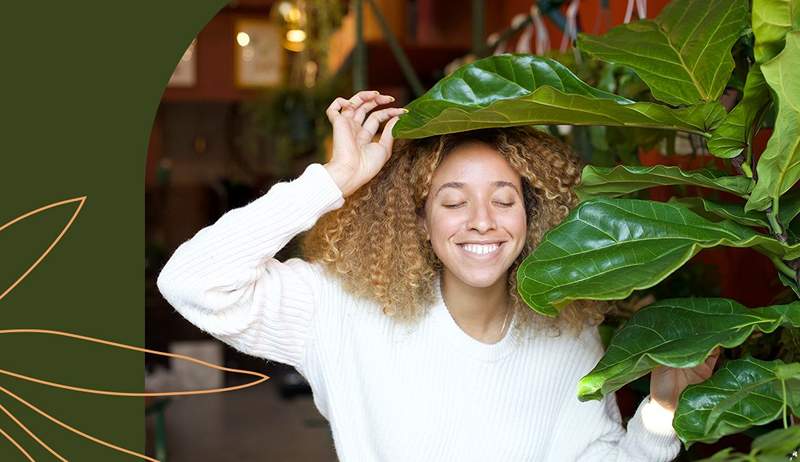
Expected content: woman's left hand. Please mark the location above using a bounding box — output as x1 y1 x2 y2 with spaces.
649 347 722 412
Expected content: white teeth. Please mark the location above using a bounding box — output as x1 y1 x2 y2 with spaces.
461 243 500 255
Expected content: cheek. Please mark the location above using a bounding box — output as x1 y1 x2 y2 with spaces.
504 209 528 237
428 212 462 241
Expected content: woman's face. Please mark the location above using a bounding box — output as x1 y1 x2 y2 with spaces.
420 141 527 288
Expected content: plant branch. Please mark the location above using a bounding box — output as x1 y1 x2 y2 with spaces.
782 378 789 429
768 197 786 241
771 256 797 280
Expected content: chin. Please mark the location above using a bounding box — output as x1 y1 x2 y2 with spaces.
455 271 506 289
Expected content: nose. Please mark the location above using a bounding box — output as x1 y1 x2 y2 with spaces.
467 201 496 233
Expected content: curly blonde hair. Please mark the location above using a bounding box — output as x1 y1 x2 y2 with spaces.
301 126 611 342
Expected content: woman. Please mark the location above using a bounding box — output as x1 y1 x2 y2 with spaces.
157 90 718 461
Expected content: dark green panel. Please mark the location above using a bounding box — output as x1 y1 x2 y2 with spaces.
0 1 227 459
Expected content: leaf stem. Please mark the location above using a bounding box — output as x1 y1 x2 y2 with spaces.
768 197 785 239
741 162 753 179
783 378 789 429
744 143 753 179
771 256 797 280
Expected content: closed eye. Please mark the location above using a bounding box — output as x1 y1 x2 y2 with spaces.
442 202 514 208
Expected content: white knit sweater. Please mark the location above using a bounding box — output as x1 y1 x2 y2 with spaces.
157 162 682 461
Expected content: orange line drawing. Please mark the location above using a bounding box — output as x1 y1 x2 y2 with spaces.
0 198 275 461
0 421 35 462
0 399 66 462
1 384 157 462
0 329 269 396
0 196 85 302
0 329 271 461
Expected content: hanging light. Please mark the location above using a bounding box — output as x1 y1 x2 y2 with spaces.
271 0 307 52
286 29 306 43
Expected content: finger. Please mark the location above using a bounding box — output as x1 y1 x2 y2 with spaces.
354 95 395 124
707 351 721 368
326 97 355 123
359 107 407 143
342 90 382 118
379 116 401 152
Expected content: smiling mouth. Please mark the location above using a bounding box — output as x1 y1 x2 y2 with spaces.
457 242 504 257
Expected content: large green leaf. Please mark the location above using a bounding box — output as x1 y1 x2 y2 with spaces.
750 425 800 457
778 272 800 298
668 197 770 228
753 0 800 64
708 66 772 159
747 32 800 212
517 198 800 314
576 298 800 402
779 190 800 226
392 54 725 139
576 165 752 201
674 357 800 444
697 426 800 461
577 0 749 106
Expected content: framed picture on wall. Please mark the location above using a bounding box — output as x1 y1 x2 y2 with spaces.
234 19 283 88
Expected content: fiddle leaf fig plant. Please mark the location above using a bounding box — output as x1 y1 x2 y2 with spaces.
674 357 800 444
576 0 749 106
393 54 725 139
393 0 800 452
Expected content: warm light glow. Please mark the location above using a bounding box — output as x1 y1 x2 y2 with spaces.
277 1 303 23
284 40 305 52
236 31 251 47
286 29 306 43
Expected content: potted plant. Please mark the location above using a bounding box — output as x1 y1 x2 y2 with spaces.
393 0 800 457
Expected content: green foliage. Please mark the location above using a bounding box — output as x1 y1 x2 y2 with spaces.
576 297 800 400
696 426 800 461
675 357 800 444
752 0 800 64
392 55 724 139
668 197 769 228
517 198 800 313
708 66 772 160
394 0 800 452
577 0 749 106
746 32 800 212
576 165 752 201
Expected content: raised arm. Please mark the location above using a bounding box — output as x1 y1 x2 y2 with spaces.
156 90 404 372
156 162 345 371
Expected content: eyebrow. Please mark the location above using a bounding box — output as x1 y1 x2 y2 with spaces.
434 181 520 197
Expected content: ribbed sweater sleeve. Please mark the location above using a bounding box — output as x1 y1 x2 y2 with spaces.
156 163 344 372
546 325 681 461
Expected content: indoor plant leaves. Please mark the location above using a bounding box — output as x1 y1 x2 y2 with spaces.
576 165 752 201
708 65 772 160
517 198 800 314
746 32 800 212
694 424 800 461
668 196 770 229
752 0 800 64
576 298 800 402
577 0 749 106
674 357 800 444
392 54 725 139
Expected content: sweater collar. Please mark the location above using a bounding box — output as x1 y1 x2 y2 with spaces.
430 276 518 362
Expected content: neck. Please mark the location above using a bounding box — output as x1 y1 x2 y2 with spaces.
440 270 511 343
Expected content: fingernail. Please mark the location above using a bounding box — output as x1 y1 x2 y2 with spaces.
401 108 409 113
